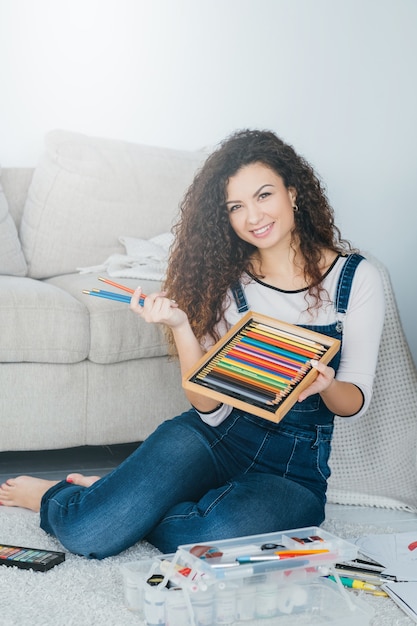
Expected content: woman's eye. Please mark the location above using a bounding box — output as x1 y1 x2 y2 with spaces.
228 204 241 213
259 192 271 200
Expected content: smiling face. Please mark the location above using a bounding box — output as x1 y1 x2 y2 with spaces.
226 162 297 254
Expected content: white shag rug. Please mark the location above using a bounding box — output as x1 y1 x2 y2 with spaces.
0 507 414 626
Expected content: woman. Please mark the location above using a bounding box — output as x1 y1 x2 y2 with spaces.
0 130 384 558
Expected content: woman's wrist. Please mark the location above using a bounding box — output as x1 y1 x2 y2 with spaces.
320 380 363 417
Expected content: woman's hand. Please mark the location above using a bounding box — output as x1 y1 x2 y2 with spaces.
298 359 364 417
130 287 187 329
297 359 335 402
130 286 216 411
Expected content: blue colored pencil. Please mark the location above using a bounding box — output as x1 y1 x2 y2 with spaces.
83 277 147 305
82 289 145 306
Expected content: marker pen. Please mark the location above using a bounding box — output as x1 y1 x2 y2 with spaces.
216 558 310 580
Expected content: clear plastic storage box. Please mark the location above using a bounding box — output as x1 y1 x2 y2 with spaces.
121 526 375 625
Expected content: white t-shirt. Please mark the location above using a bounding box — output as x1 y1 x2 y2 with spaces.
197 256 385 426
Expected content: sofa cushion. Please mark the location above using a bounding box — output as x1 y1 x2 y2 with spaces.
0 276 89 363
0 173 27 276
20 130 205 279
46 273 170 364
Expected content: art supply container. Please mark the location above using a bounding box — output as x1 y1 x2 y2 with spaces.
121 526 375 625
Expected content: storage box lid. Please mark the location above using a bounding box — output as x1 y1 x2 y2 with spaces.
176 526 358 584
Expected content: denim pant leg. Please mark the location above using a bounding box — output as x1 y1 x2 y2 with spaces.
147 472 325 553
39 409 330 558
39 410 226 558
147 413 330 553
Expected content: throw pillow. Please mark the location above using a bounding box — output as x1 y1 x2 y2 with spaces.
0 171 27 276
20 130 205 279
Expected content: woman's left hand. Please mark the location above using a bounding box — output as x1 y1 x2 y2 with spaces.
297 359 335 402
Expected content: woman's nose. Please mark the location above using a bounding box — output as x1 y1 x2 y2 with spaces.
246 203 263 224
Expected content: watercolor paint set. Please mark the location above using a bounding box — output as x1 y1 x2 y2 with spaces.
183 311 340 422
0 543 65 571
121 526 374 625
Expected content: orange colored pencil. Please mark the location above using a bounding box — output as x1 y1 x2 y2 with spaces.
98 276 146 298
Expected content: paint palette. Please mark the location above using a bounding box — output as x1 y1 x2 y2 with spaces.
183 311 340 422
0 543 65 571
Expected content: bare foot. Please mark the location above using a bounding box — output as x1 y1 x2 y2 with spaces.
66 473 101 488
0 476 58 511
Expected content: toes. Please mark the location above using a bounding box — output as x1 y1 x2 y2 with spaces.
0 480 14 495
66 473 101 488
66 473 83 484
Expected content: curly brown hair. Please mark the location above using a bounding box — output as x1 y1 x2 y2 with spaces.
164 129 352 347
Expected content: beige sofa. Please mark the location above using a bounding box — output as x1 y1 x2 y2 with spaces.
1 130 417 515
0 130 204 451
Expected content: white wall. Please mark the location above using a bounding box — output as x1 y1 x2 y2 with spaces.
1 0 416 365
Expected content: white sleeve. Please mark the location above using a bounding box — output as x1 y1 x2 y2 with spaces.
335 260 385 422
196 402 234 426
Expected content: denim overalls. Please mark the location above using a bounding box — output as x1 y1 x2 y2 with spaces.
231 252 364 427
40 255 364 557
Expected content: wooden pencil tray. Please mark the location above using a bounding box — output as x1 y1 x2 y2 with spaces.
183 311 340 423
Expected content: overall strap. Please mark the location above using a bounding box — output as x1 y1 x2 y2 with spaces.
334 253 365 331
231 281 249 313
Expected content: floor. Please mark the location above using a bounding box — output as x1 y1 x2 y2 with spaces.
326 502 417 532
0 442 140 484
1 443 417 531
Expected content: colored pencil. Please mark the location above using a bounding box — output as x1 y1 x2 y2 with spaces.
203 368 278 400
213 361 288 393
83 278 147 305
203 373 277 404
253 322 326 350
227 349 295 381
82 289 145 306
98 276 136 295
184 311 340 422
192 315 324 410
231 342 305 372
220 355 293 386
245 329 319 359
92 288 131 302
240 336 310 364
